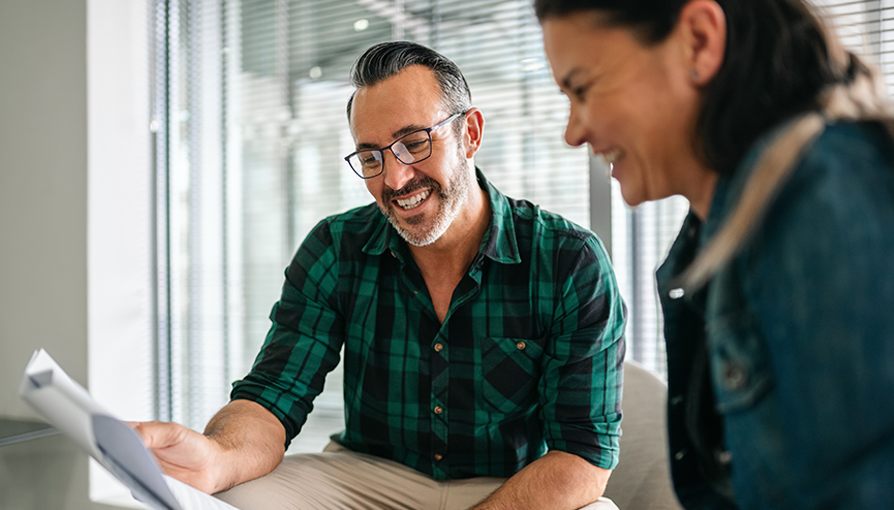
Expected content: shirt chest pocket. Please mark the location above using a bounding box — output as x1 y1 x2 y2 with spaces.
706 311 775 414
480 337 544 414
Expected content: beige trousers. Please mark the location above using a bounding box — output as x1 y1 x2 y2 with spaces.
215 442 618 510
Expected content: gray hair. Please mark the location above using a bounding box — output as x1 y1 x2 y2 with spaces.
345 41 472 130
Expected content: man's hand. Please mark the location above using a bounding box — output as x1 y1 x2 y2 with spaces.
130 400 287 494
131 421 226 493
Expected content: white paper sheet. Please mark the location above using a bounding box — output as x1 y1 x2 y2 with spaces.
19 349 240 510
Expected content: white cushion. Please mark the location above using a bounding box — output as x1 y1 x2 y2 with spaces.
603 361 683 510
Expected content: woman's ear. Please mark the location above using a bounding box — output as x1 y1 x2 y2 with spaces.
462 107 485 158
677 0 727 86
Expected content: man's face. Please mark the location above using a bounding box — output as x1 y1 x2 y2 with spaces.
349 65 472 247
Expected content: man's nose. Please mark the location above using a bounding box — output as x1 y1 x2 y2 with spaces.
381 149 415 191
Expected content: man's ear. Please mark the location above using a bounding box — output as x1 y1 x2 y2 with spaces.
462 107 484 158
676 0 726 86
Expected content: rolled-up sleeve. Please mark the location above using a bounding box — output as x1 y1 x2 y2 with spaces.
230 220 344 448
540 234 627 470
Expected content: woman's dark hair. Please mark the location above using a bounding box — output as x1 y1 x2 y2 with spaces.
346 41 472 131
534 0 859 175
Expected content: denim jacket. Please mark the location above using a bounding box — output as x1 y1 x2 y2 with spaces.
657 121 894 510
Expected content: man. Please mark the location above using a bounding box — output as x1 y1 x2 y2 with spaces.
135 41 626 510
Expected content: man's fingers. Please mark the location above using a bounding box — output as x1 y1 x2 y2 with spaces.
129 421 189 449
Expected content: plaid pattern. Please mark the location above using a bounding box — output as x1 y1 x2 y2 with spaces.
231 169 626 480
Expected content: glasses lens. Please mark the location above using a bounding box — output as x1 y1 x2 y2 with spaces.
349 150 382 178
392 130 432 165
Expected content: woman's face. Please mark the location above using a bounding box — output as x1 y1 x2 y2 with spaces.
542 13 705 207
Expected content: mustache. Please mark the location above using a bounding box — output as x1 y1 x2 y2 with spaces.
381 176 440 203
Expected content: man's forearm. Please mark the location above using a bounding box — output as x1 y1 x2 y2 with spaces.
467 451 611 510
203 399 287 493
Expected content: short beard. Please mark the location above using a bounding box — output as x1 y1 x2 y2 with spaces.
378 155 473 247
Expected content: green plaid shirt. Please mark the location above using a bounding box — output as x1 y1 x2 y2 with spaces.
231 169 626 480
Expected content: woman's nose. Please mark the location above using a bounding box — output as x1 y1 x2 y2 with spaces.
564 104 587 148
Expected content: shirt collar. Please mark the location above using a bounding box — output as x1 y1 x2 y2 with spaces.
361 167 522 265
478 168 522 265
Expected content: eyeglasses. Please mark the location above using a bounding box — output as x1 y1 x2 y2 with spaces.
344 112 464 179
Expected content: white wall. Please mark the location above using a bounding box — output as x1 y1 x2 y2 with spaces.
1 1 151 508
0 0 90 420
0 1 101 508
87 0 154 502
0 0 153 422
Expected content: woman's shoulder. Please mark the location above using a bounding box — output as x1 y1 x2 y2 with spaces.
727 119 894 220
746 120 894 266
737 119 893 178
807 120 894 168
728 120 894 330
786 120 894 208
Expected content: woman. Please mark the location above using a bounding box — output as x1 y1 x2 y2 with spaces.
536 0 894 509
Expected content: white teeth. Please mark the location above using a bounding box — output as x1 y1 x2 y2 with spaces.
602 148 625 165
395 189 431 210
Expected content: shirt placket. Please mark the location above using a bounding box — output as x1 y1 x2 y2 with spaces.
428 256 484 480
394 252 450 478
430 327 449 478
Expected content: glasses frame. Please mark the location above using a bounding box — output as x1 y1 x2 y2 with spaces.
344 111 465 179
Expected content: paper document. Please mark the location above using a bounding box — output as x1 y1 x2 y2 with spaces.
18 349 239 510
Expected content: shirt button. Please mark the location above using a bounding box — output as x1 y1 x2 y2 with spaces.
674 449 687 461
669 288 685 299
433 405 443 415
723 363 748 390
434 453 443 461
516 341 526 350
434 343 444 352
670 395 684 406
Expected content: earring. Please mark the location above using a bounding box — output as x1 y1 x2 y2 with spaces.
690 69 700 80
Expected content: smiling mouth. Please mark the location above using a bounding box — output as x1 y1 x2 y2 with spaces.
601 148 625 165
394 189 431 210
